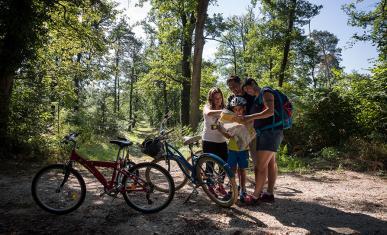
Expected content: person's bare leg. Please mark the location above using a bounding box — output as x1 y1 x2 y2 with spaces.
267 153 277 194
239 169 246 192
232 167 237 176
249 138 257 166
237 167 241 190
253 151 272 198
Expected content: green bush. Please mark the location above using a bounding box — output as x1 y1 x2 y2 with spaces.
286 89 358 153
320 147 340 161
277 145 307 172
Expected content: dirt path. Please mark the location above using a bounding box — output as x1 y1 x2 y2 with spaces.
1 160 386 234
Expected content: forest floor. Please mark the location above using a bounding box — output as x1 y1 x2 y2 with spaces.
1 158 386 235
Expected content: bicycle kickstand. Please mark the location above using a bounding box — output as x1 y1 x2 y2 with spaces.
183 186 199 204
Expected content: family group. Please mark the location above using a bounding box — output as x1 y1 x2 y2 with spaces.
202 75 290 205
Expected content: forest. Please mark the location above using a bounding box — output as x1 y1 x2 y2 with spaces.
0 0 386 171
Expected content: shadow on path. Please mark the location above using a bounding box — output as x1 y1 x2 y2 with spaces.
243 198 387 234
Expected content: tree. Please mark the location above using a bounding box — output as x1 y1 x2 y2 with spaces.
343 0 386 59
210 8 256 77
343 0 386 87
190 0 209 130
260 0 322 87
293 36 320 88
0 0 52 151
142 0 197 126
109 18 138 113
310 30 342 89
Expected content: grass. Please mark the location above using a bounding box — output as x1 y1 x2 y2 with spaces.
277 145 309 173
64 122 387 175
77 141 117 161
75 120 201 163
77 121 155 161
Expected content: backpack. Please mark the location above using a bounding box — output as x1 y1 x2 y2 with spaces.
256 87 293 131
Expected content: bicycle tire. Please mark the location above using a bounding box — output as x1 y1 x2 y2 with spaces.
31 164 86 215
122 162 175 213
151 157 190 192
195 155 237 207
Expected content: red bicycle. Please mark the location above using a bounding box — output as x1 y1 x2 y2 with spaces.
31 133 175 214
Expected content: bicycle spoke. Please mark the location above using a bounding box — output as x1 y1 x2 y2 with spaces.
31 164 86 215
122 162 175 213
195 156 237 207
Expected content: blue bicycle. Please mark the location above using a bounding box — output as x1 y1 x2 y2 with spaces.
142 115 237 207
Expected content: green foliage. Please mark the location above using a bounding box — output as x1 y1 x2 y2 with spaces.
2 0 386 174
277 145 307 173
335 72 387 141
343 0 386 59
286 89 358 153
320 147 340 161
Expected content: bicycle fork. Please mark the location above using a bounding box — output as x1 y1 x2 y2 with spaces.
56 161 73 193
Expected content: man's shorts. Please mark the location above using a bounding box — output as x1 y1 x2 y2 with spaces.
228 150 249 169
256 129 284 152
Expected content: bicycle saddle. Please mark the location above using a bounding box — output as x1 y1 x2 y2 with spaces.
183 136 201 146
110 139 133 147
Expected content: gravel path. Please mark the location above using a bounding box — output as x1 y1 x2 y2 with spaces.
1 161 386 234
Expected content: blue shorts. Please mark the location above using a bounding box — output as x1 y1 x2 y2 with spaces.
228 150 249 169
256 129 284 152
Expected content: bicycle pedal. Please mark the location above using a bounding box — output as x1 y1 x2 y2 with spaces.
183 188 199 204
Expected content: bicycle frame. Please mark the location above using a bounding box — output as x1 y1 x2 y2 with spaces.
163 142 234 184
164 143 197 182
68 149 144 192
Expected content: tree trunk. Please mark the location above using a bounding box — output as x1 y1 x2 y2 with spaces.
114 50 119 113
311 65 317 88
74 53 82 113
163 82 168 115
180 12 195 126
233 45 237 75
269 57 273 81
190 0 209 130
0 0 35 153
0 73 14 151
278 0 296 87
128 67 134 131
181 80 190 126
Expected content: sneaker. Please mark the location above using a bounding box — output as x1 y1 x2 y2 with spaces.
260 192 275 203
216 184 228 196
239 191 247 203
243 194 260 205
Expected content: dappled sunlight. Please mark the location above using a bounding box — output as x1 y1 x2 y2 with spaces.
1 0 386 233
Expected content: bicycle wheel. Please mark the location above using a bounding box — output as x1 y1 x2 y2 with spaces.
151 157 190 192
122 162 175 213
195 156 237 207
31 164 86 215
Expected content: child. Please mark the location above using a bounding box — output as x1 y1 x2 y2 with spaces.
217 96 254 202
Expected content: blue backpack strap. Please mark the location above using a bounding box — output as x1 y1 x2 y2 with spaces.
257 87 286 131
257 87 275 131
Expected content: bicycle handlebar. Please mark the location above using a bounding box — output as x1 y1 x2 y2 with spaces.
157 129 173 141
162 129 173 136
61 132 80 144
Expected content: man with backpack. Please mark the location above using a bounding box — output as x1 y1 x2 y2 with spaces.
238 78 292 204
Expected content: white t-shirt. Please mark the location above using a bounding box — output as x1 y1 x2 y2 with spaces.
202 105 227 143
